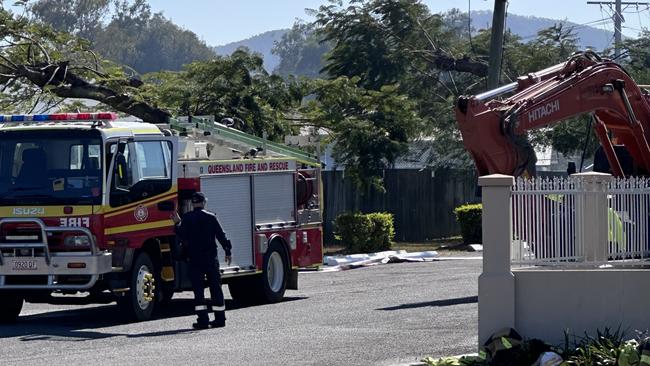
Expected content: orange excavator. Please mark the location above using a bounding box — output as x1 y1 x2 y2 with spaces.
455 51 650 177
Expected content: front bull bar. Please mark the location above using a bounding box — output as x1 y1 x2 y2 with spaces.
0 218 112 290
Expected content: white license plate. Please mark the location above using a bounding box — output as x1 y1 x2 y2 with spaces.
12 260 37 271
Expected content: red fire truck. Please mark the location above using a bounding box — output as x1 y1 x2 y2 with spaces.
0 112 323 321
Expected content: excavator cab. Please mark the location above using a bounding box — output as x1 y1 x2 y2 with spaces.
593 145 638 176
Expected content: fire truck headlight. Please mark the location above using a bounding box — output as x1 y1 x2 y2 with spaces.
64 235 91 247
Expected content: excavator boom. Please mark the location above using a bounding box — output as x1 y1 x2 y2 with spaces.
455 51 650 177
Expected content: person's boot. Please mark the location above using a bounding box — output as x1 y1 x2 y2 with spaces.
192 321 209 330
210 310 226 328
193 306 210 329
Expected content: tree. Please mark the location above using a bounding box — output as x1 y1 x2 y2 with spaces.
0 7 169 121
27 0 216 73
0 7 299 133
304 77 424 190
309 2 491 175
272 21 330 78
143 49 303 140
29 0 110 42
316 1 488 89
622 30 650 84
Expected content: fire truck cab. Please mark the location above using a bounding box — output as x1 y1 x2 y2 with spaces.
0 112 323 322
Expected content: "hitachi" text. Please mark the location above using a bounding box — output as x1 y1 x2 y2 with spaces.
528 100 560 123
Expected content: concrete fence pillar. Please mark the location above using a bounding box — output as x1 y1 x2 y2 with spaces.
478 174 515 346
571 172 612 262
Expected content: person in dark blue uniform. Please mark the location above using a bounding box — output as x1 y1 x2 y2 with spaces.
171 192 232 329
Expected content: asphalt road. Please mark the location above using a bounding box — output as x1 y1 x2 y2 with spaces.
0 259 480 366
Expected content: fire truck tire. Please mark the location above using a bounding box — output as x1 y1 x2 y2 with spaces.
159 283 174 306
0 292 23 323
227 278 255 305
260 241 289 303
118 252 156 321
227 242 289 305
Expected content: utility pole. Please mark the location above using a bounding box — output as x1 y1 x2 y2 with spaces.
587 0 649 58
615 0 622 56
487 0 508 89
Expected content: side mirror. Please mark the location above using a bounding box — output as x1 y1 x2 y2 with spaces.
114 152 130 189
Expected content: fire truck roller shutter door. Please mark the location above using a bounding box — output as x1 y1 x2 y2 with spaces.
199 175 254 269
254 173 295 225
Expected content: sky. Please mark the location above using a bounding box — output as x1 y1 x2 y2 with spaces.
146 0 650 46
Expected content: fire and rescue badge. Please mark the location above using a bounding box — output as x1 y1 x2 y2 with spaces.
134 205 148 222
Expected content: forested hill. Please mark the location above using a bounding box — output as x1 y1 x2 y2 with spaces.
213 29 288 72
213 11 614 73
471 11 614 51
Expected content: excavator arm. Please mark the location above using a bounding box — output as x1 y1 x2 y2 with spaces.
455 51 650 177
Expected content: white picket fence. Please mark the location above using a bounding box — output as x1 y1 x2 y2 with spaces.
511 176 650 267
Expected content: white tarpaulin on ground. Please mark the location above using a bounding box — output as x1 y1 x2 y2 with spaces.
316 250 439 271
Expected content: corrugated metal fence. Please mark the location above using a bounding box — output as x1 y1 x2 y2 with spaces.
322 169 478 243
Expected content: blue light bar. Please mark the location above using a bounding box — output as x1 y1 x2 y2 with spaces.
0 112 118 124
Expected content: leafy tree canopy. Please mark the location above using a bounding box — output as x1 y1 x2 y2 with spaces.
28 0 215 73
3 0 650 188
304 76 424 190
143 49 305 140
0 6 168 120
273 21 330 78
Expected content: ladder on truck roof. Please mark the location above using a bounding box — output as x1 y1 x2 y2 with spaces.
168 116 320 167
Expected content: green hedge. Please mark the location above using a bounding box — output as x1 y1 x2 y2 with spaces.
454 203 482 244
334 211 394 253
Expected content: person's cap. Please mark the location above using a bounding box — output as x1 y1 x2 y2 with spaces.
191 192 206 203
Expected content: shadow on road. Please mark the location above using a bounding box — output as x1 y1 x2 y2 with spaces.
0 296 307 341
376 296 478 311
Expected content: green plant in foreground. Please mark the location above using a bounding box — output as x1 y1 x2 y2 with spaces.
453 203 482 244
422 327 650 366
422 355 485 366
334 211 394 253
562 327 626 365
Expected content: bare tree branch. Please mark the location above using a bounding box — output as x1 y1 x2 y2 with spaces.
0 54 18 70
13 62 171 123
8 30 51 64
69 65 109 78
28 93 43 114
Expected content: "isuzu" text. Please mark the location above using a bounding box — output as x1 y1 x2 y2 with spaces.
13 207 45 215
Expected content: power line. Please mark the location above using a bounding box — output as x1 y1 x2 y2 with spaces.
517 18 614 41
587 0 650 56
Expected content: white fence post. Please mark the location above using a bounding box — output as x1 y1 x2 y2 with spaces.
478 174 515 346
571 172 612 262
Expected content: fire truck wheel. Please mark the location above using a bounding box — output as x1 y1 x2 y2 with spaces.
261 241 289 303
227 277 255 305
0 292 23 323
158 283 174 306
118 252 156 321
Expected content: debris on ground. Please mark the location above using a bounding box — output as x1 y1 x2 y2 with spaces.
467 244 483 252
310 250 439 272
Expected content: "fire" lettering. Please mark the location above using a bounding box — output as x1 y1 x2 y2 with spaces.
60 217 90 227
